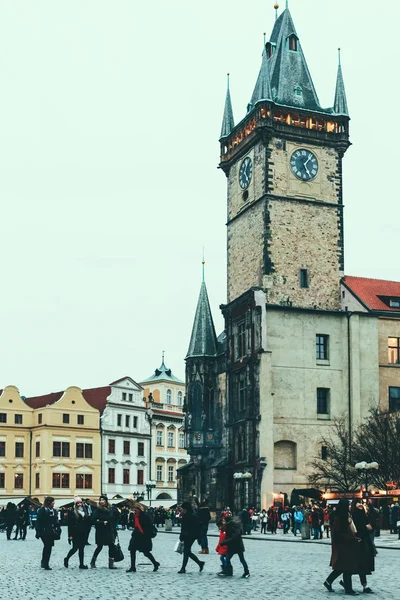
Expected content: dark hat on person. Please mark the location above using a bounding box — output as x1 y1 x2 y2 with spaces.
99 494 108 503
181 501 192 511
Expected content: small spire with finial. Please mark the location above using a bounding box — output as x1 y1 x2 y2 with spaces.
263 32 266 45
274 3 279 19
202 248 205 282
338 47 341 66
227 72 230 90
286 0 289 9
162 350 165 364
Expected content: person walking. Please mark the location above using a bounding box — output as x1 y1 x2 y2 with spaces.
281 506 291 534
14 503 29 540
216 519 232 576
35 496 61 570
260 509 268 534
64 496 92 569
178 502 205 574
220 515 250 578
90 495 117 569
240 507 251 535
5 502 17 540
126 503 160 573
323 499 361 595
350 500 374 594
196 498 211 554
293 506 303 536
311 505 321 540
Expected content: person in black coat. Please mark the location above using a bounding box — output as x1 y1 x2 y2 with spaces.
5 502 17 540
220 516 250 578
90 495 117 569
14 502 30 540
178 502 205 574
126 503 160 573
351 500 375 594
196 498 211 554
64 497 92 569
35 496 60 570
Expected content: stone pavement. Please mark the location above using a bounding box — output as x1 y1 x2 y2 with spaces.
1 527 398 600
161 523 400 550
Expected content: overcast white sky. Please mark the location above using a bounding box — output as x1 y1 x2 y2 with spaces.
0 0 398 396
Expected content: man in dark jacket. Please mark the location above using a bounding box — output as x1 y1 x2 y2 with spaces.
220 516 250 578
178 502 205 574
196 498 211 554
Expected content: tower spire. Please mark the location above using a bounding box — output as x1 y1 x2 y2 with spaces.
249 38 272 108
274 3 279 20
202 248 205 282
334 48 349 116
220 73 235 139
186 271 217 359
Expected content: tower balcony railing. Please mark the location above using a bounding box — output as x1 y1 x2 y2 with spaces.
220 101 349 163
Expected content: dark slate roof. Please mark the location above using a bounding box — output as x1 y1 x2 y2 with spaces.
220 77 235 139
140 360 184 385
186 281 217 358
250 46 272 107
268 8 328 112
333 53 349 116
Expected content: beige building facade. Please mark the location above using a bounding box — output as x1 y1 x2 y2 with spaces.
0 385 101 502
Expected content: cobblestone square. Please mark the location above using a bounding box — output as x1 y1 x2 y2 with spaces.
1 527 398 600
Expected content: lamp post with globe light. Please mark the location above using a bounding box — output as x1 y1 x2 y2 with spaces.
355 461 379 499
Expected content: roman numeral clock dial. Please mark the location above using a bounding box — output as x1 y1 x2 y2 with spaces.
290 149 319 181
239 156 253 190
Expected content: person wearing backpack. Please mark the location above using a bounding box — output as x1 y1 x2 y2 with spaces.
293 506 304 536
126 503 160 573
178 502 205 574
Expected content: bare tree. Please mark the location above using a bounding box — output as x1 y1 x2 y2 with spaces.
353 408 400 490
308 418 358 492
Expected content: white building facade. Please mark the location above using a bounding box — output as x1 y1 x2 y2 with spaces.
100 377 150 499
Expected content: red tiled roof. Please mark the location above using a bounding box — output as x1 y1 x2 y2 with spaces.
25 386 111 413
25 391 64 409
343 276 400 311
82 386 111 413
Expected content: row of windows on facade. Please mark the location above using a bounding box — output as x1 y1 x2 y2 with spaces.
107 465 175 485
233 332 400 366
0 472 92 490
120 390 183 406
0 441 94 459
0 413 87 425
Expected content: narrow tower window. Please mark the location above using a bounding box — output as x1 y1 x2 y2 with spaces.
300 269 309 289
288 35 298 52
266 42 275 58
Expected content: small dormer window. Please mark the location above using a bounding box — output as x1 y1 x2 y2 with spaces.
266 42 275 58
294 84 302 97
390 299 400 308
288 35 298 52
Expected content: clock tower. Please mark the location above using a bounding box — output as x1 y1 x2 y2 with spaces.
220 7 350 310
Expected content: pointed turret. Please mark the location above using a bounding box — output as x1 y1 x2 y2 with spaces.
265 7 325 113
220 74 235 140
250 42 272 108
333 49 349 116
186 269 217 359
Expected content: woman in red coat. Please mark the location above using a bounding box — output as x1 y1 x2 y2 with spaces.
323 499 361 595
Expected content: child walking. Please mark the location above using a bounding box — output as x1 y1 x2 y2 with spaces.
216 520 232 577
220 516 250 578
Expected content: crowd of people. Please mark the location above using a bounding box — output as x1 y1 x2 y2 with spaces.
0 494 393 589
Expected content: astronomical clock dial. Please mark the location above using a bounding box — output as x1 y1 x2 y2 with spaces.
239 156 253 190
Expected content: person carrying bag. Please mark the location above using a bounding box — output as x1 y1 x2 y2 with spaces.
126 502 160 573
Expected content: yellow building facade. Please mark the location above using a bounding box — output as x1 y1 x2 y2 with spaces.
0 385 101 501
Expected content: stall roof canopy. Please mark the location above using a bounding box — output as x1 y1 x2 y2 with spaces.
292 488 322 500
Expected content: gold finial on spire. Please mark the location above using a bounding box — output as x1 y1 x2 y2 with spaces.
202 248 205 282
338 47 341 66
274 3 279 19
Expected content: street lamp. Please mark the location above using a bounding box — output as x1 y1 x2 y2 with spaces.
144 399 154 485
145 480 156 505
355 461 379 499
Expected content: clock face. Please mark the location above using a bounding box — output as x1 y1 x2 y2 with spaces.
290 149 319 181
239 156 253 190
